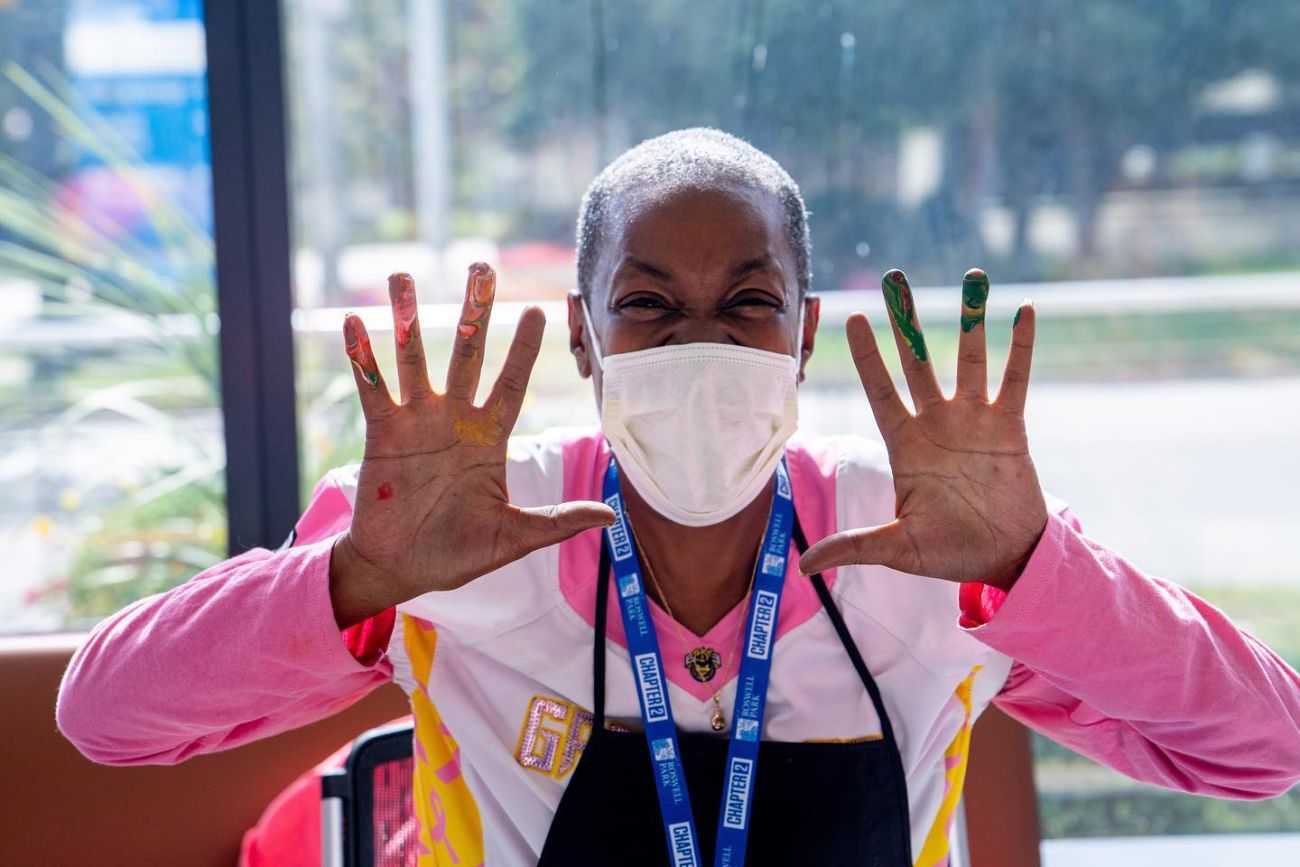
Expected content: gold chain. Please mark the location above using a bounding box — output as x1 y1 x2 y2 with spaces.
627 514 760 731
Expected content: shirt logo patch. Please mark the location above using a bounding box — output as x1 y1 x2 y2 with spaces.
684 646 722 682
514 695 593 780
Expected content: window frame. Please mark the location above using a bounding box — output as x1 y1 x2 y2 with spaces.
205 0 302 554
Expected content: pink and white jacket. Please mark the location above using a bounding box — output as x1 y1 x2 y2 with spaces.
57 429 1300 866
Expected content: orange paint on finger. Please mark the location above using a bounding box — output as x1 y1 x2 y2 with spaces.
469 263 496 307
456 264 495 340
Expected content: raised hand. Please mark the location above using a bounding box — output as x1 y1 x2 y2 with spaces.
329 264 615 627
799 268 1049 590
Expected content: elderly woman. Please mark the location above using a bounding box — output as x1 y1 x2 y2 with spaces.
58 129 1300 866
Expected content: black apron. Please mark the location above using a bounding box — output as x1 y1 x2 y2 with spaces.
538 516 913 866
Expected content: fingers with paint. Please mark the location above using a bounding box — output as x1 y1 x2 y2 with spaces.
390 272 419 348
459 263 495 338
344 315 381 388
882 268 929 361
960 268 989 333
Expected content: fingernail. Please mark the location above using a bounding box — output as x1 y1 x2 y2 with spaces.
343 314 359 348
388 272 413 295
961 269 989 333
470 265 495 306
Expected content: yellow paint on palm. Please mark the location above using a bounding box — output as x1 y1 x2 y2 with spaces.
402 614 485 866
916 665 983 867
453 401 506 446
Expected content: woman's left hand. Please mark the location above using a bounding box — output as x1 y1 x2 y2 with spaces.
798 268 1048 590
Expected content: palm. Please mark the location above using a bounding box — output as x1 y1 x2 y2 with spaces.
801 268 1048 589
340 266 613 604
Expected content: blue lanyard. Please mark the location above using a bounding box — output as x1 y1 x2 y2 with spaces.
601 456 795 867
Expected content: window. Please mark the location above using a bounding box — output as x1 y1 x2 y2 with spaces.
280 1 1300 860
0 0 223 634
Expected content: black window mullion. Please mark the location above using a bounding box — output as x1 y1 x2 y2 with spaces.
204 0 301 554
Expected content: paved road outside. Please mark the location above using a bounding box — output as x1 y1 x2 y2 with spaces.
802 375 1300 589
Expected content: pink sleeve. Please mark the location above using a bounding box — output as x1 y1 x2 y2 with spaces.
963 508 1300 799
56 473 396 766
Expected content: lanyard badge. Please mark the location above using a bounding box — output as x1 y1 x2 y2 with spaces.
602 457 794 867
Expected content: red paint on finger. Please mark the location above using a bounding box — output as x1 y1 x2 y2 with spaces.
377 481 394 500
456 264 494 340
344 315 380 388
390 273 418 348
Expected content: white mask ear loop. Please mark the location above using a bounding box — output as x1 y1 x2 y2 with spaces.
580 296 605 370
794 297 806 378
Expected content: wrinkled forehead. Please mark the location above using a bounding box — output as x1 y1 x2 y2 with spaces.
590 181 798 301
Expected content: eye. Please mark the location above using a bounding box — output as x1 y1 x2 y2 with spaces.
725 290 784 311
616 292 679 314
624 295 668 309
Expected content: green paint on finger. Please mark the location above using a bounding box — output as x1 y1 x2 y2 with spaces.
882 270 928 361
961 270 989 333
1013 307 1023 327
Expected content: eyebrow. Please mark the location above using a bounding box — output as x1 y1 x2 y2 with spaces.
728 256 777 282
618 254 777 285
623 258 674 284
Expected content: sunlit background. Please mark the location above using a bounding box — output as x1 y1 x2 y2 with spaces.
2 1 1298 863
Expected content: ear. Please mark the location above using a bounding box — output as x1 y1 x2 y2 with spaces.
798 294 820 384
567 291 593 379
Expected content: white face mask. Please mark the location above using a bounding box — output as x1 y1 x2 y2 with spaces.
582 299 801 527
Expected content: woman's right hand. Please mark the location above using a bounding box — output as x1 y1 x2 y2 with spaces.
328 263 614 628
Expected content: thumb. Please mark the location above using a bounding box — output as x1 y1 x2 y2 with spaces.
798 520 909 575
513 500 616 552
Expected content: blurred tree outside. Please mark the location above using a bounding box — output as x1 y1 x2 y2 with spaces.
289 0 1300 300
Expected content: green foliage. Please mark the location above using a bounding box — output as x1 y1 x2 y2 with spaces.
1040 784 1300 838
61 479 226 629
0 63 225 624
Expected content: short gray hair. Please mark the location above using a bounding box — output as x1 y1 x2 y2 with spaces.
575 128 811 298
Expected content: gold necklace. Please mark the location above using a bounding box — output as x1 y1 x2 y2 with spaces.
629 524 759 733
